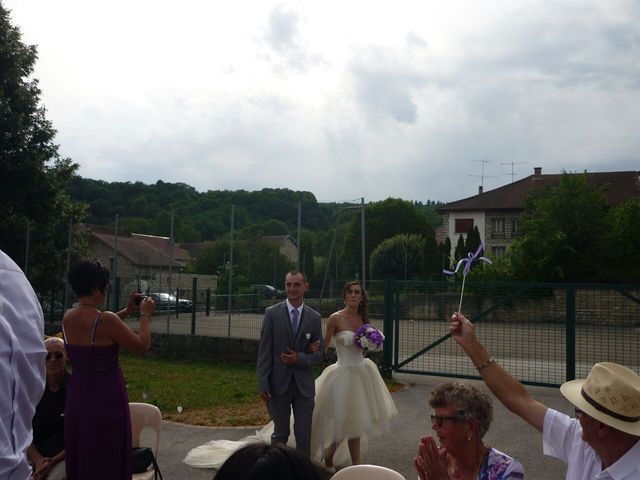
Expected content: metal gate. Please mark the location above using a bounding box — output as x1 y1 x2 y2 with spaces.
382 280 640 387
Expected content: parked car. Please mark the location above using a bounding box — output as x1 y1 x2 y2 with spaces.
147 292 193 312
249 284 285 299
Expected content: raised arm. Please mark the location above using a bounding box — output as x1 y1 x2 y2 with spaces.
450 312 548 432
101 297 154 356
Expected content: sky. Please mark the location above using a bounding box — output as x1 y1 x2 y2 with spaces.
5 0 640 203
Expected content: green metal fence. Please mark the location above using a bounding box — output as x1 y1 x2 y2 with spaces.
382 280 640 387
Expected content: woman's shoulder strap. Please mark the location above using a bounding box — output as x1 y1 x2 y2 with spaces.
90 311 102 345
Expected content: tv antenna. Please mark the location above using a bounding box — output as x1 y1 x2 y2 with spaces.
500 161 527 183
469 159 497 189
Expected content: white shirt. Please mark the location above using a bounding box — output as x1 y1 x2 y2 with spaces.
285 299 303 320
0 250 46 480
543 408 640 479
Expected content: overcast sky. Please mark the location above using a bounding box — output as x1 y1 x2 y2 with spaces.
5 0 639 203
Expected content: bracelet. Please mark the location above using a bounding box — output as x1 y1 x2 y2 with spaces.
140 313 151 320
476 356 494 371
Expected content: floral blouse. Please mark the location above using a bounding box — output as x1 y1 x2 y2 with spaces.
477 447 525 480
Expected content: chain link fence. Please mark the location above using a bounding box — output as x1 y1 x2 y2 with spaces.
384 280 640 386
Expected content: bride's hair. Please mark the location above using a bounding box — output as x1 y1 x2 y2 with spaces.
343 280 369 323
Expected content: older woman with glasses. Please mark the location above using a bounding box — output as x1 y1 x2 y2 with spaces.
414 382 524 480
27 337 69 480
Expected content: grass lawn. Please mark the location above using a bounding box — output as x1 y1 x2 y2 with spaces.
121 353 269 426
120 353 403 427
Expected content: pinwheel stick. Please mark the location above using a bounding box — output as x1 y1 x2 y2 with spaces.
458 274 467 314
443 244 492 316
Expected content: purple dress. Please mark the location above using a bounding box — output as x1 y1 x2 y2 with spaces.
64 313 131 480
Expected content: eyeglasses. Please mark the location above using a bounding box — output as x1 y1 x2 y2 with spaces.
46 352 64 361
430 414 466 426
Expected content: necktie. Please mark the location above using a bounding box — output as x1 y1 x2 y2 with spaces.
290 308 299 336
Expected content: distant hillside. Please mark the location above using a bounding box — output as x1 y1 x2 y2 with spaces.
66 177 442 243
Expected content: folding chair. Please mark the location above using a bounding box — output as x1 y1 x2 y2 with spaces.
130 402 162 480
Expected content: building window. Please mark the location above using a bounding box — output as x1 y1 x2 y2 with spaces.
492 246 506 257
491 218 505 234
454 218 474 234
511 217 520 237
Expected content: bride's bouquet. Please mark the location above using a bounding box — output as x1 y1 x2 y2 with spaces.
354 323 385 351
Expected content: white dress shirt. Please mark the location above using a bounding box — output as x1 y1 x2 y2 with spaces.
543 408 640 479
0 250 46 480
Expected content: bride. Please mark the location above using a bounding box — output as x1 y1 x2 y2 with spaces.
183 280 397 470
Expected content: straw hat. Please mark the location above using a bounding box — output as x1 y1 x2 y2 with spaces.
560 362 640 435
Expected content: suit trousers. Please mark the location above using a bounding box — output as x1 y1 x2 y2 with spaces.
267 380 314 457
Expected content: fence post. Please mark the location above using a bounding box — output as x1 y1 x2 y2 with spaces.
565 285 576 381
49 290 55 323
191 277 197 335
382 278 395 376
205 288 211 316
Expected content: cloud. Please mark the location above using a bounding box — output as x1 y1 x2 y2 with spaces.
348 43 431 124
261 3 326 72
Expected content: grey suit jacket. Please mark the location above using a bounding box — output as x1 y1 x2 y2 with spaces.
257 301 324 398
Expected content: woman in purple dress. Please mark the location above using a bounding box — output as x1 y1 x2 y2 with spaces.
63 259 155 480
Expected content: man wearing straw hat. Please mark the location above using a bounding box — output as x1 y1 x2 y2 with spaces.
448 312 640 479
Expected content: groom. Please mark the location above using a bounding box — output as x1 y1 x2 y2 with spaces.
257 270 324 457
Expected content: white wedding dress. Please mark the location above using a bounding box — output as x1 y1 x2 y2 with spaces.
183 330 397 469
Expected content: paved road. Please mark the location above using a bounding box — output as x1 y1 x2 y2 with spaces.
156 374 571 479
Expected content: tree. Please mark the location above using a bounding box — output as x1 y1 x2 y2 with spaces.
453 235 466 262
369 234 424 280
608 198 640 282
466 226 482 254
340 198 430 278
508 172 610 282
439 237 452 272
420 225 440 279
298 229 315 278
0 5 85 290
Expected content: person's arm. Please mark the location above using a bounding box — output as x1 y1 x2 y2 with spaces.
114 291 138 320
31 449 64 480
101 297 155 356
257 309 274 401
292 312 324 367
323 314 338 354
26 443 46 473
450 313 548 432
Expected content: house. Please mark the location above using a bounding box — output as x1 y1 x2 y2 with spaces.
85 224 187 280
437 168 640 258
262 235 299 265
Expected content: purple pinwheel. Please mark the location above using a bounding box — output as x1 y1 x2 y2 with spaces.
443 244 492 314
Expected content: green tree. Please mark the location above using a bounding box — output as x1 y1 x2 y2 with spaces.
508 172 610 282
453 235 466 262
370 234 424 280
466 226 482 254
608 198 640 282
0 5 86 290
439 237 452 272
340 198 430 278
298 229 315 278
420 225 440 279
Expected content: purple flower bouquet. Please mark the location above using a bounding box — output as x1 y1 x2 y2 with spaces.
354 323 385 351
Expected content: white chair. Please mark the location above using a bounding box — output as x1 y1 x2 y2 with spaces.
130 402 162 480
331 464 406 480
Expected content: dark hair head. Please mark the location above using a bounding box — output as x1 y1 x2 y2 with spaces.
214 443 322 480
285 270 307 283
429 382 493 438
343 280 368 323
67 259 110 298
